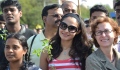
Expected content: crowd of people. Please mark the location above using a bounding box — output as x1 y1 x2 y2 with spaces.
0 0 120 70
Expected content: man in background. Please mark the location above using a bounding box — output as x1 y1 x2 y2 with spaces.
27 4 63 66
0 0 36 65
0 14 5 29
61 1 78 14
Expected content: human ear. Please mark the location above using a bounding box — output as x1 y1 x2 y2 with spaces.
76 30 81 34
43 16 47 23
19 11 22 17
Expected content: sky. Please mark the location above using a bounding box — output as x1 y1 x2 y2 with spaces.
68 0 113 9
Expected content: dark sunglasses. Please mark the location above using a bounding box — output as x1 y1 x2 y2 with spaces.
48 14 63 18
59 22 78 33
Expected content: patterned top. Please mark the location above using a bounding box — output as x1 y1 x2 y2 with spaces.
48 58 81 70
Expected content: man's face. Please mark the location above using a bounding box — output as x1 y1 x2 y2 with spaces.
63 3 77 15
0 21 5 29
44 8 63 28
115 6 120 26
90 11 107 22
2 5 22 25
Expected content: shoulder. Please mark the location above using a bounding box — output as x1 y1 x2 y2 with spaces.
86 51 97 62
25 28 36 35
28 64 40 70
27 34 38 46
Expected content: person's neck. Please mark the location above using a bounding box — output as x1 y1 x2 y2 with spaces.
6 23 21 33
9 60 23 70
100 46 114 61
61 40 72 50
44 27 57 40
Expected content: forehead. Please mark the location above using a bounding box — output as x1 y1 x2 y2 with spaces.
3 5 18 10
96 22 112 30
63 17 78 26
91 11 106 17
48 8 63 14
64 3 77 10
6 38 20 45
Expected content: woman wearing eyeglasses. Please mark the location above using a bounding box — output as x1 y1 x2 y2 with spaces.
40 13 92 70
86 17 120 70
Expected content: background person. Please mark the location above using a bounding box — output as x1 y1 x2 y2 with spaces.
27 4 63 66
61 1 78 15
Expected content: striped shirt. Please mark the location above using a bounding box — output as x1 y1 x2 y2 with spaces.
48 58 81 70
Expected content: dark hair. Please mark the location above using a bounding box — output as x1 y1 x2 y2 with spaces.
41 4 61 26
0 33 33 70
50 13 92 70
114 1 120 9
91 17 120 48
90 5 109 17
1 0 21 11
0 14 4 21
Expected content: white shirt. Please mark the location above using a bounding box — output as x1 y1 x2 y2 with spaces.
27 31 46 66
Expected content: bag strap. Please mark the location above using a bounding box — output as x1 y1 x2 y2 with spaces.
28 35 37 61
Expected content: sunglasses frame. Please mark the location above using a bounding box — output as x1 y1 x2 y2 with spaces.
59 22 78 33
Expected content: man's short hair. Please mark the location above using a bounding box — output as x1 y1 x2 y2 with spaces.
1 0 21 11
0 14 4 21
114 1 120 9
90 5 109 17
41 4 61 19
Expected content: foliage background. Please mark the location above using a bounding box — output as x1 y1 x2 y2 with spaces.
0 0 114 29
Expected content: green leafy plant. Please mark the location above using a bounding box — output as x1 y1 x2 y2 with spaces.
33 38 53 59
0 29 8 40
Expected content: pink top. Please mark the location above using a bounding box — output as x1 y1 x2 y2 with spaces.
48 58 81 70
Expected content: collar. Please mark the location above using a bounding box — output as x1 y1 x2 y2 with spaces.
95 48 119 70
5 25 26 35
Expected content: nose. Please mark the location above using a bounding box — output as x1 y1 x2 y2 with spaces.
64 28 69 32
57 15 62 20
101 32 106 37
7 48 13 52
7 10 12 15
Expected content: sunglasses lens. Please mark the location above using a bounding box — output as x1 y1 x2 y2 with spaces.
59 22 67 30
68 26 77 33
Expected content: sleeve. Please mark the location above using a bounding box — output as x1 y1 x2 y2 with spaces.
86 55 103 70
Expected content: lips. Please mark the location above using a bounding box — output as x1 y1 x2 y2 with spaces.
101 39 109 42
6 54 14 58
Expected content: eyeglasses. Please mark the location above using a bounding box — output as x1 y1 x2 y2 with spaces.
86 24 90 27
95 29 114 36
59 22 78 33
64 9 77 13
48 14 63 18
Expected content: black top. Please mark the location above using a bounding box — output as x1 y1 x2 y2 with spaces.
0 25 36 65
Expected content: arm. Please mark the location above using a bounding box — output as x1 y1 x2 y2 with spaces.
86 56 103 70
40 50 49 70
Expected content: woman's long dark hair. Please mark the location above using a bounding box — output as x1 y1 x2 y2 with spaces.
0 33 33 70
50 13 93 70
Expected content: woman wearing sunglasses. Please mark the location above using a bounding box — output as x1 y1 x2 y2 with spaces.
0 33 40 70
86 17 120 70
40 13 92 70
